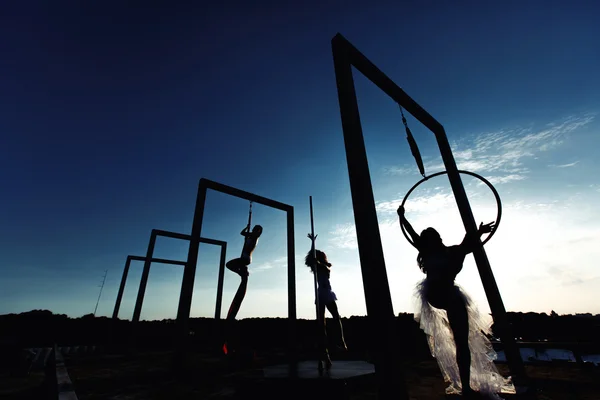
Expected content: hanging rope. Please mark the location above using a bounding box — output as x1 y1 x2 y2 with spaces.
400 105 426 178
247 201 253 231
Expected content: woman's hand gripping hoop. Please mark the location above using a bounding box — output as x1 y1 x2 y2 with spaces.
400 170 502 249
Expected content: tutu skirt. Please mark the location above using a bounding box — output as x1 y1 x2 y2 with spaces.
414 279 515 398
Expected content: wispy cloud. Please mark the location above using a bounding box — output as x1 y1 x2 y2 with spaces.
383 114 595 183
550 161 579 168
328 223 357 250
485 174 526 185
546 265 600 287
252 256 287 273
383 165 414 176
376 192 455 215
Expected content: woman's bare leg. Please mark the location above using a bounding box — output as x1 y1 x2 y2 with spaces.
446 297 472 395
223 269 249 355
325 301 347 350
226 274 248 320
226 258 248 276
317 299 331 368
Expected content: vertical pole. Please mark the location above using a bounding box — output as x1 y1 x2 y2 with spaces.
434 130 527 382
332 42 409 400
132 231 157 323
215 243 227 320
113 257 132 319
176 180 208 363
310 196 326 371
286 206 297 370
309 197 320 321
309 196 321 333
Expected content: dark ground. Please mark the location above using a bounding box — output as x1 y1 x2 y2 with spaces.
4 349 596 400
2 312 599 399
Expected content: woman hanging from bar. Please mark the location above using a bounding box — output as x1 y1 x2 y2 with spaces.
224 223 263 320
306 233 348 369
397 205 514 399
223 203 263 356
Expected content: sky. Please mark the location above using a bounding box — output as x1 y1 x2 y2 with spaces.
1 1 600 321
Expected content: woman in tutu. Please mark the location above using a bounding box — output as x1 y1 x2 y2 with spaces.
397 205 514 398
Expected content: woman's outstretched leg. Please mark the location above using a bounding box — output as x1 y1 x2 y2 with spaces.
325 301 347 350
223 271 249 355
226 272 249 320
447 298 472 395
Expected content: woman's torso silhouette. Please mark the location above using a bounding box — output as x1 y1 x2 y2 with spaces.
421 245 467 308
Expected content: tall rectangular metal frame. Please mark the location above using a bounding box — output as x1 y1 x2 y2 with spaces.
331 32 526 398
176 178 296 364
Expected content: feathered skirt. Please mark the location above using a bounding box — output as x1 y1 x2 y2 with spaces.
414 278 515 398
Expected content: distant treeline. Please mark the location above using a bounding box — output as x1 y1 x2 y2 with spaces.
1 310 599 353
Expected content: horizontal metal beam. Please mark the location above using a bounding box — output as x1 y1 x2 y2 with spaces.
332 33 444 135
201 178 292 212
152 229 227 247
127 255 186 266
197 237 227 246
152 229 191 241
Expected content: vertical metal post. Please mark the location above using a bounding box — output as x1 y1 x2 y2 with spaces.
214 243 227 320
332 45 408 400
113 257 132 319
176 180 208 360
286 206 297 369
434 131 527 381
132 231 157 323
309 197 320 319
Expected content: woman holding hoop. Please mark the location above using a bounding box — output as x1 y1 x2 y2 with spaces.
397 205 513 399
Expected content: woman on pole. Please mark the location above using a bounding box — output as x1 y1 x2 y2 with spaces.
306 233 347 369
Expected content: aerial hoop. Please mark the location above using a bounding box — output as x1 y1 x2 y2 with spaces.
400 170 502 249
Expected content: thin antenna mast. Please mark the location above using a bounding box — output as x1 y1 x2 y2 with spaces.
94 270 108 316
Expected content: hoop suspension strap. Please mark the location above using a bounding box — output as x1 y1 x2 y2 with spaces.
399 105 426 178
247 201 253 230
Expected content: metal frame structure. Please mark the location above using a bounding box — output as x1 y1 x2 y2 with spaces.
331 33 526 398
176 178 296 364
112 231 227 321
113 254 185 320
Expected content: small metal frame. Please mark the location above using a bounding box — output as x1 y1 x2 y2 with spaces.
112 231 227 321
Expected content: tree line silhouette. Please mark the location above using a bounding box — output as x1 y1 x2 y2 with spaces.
2 310 599 356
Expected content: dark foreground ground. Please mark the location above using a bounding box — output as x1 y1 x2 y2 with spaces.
3 349 598 400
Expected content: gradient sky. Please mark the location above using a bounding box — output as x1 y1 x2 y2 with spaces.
1 1 599 321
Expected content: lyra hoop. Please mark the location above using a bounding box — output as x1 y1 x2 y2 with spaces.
400 170 502 249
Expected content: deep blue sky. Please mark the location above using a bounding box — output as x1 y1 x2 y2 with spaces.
2 1 599 320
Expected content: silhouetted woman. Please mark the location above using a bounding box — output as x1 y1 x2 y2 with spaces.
397 205 514 399
306 233 347 369
222 225 263 355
